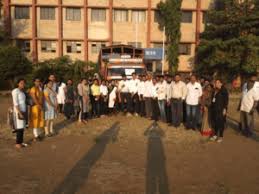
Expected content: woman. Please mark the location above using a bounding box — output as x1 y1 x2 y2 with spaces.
57 81 66 113
29 78 44 141
108 80 118 114
210 79 229 143
77 78 90 123
44 80 58 137
11 78 27 148
64 79 75 120
200 84 213 136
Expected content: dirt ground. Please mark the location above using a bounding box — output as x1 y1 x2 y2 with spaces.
0 95 259 194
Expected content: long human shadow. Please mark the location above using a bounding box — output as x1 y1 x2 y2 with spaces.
51 122 120 194
145 122 170 194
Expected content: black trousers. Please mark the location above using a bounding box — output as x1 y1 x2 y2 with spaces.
92 97 100 117
211 110 225 137
100 96 108 115
139 95 146 116
145 97 152 118
165 103 172 123
151 98 159 121
171 99 183 127
16 129 24 144
129 93 140 113
120 92 130 112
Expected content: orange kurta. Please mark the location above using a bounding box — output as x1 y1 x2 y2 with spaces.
29 87 44 128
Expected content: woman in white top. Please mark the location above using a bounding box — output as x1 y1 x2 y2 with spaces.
11 78 27 149
57 82 66 113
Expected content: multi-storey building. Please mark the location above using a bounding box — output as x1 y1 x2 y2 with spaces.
2 0 212 72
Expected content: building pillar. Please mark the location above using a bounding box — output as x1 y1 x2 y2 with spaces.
147 0 152 48
32 0 38 62
195 0 201 46
84 0 88 62
58 0 63 57
108 0 113 45
3 0 11 37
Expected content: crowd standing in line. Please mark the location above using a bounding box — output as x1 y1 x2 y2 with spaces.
10 73 258 149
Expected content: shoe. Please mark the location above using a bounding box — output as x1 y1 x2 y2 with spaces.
21 143 29 147
126 113 132 117
217 138 223 143
210 136 217 141
134 113 139 117
15 144 22 149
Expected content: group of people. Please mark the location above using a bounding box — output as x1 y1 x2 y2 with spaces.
10 72 258 149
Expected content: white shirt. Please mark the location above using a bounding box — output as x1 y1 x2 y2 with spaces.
186 82 202 105
157 81 167 100
151 83 158 98
100 85 108 96
241 81 259 113
168 81 187 100
143 80 152 97
128 78 140 94
57 82 66 104
118 80 129 93
12 88 26 129
138 81 145 96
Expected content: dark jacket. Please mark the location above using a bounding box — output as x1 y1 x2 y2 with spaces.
211 87 229 114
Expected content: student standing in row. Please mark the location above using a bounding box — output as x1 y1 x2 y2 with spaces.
64 79 76 120
118 74 130 114
151 78 159 121
185 75 202 130
91 79 101 118
168 74 187 128
44 80 58 137
12 79 27 149
210 79 229 143
157 75 167 122
165 75 172 124
29 78 44 141
144 74 153 119
100 80 108 116
77 78 89 123
138 75 146 117
128 73 140 116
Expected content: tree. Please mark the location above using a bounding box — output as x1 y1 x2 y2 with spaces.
0 45 32 87
196 0 259 80
156 0 182 73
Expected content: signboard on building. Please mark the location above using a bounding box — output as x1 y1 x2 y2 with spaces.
109 58 143 63
144 48 163 60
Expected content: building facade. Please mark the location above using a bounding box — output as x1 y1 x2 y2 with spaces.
2 0 213 72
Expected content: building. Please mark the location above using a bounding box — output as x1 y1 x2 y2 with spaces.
2 0 213 72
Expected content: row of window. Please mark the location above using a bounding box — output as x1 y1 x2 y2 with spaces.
15 7 205 23
16 40 192 55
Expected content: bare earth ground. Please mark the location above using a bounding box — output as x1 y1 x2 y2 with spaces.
0 95 259 194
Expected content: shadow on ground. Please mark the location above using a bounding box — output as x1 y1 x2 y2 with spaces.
145 122 170 194
51 121 120 194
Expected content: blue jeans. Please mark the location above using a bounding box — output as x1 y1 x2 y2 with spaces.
186 104 199 129
158 100 166 122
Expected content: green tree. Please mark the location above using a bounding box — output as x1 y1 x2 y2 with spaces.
156 0 182 73
196 0 259 79
0 45 32 87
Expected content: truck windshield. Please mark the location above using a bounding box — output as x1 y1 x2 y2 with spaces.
108 68 146 76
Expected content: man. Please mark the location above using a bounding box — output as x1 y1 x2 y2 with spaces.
157 75 167 122
118 74 130 115
185 75 202 130
144 73 153 118
240 81 259 137
128 73 140 116
91 79 101 118
151 78 159 121
138 75 146 117
165 75 173 123
167 73 187 127
100 80 108 116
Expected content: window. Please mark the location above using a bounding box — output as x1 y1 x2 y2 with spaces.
66 41 82 53
113 9 128 22
40 7 55 20
15 6 30 19
16 40 30 52
66 8 81 21
153 43 163 48
128 42 142 48
41 41 56 53
179 43 191 55
132 10 146 23
181 11 192 23
91 9 106 22
154 10 160 23
91 42 106 54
